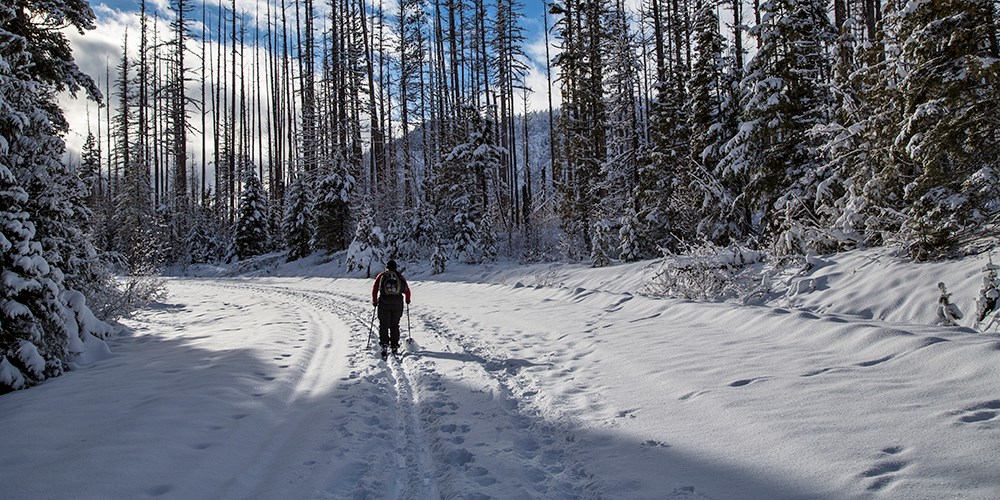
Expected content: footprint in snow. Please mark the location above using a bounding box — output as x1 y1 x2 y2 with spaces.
145 485 173 497
680 389 712 401
857 355 894 367
616 408 639 418
861 460 908 491
729 377 769 387
953 400 1000 425
861 447 909 491
640 440 671 449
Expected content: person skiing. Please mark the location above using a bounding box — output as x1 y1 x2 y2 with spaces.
372 259 411 357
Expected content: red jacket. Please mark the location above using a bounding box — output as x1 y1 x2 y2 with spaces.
372 271 411 304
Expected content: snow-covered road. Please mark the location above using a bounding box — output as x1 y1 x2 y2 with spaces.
4 267 1000 499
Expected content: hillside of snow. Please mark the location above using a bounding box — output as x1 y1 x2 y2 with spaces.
2 248 999 499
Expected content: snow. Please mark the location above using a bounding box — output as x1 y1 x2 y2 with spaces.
3 249 1000 499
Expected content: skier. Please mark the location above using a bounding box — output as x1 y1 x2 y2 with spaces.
372 259 411 357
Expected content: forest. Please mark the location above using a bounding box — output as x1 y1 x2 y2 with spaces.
74 0 1000 269
2 0 1000 390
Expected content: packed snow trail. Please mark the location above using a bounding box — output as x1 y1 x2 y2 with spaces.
3 272 1000 499
239 280 594 498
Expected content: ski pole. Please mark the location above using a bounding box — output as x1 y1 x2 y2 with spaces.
366 304 377 349
406 302 411 341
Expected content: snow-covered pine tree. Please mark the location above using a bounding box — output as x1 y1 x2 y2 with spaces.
686 3 742 245
600 0 642 226
687 3 732 178
619 211 642 262
551 0 608 260
114 150 162 274
479 217 498 262
637 62 692 255
814 1 913 251
719 0 835 253
976 256 999 327
936 282 963 326
886 0 1000 258
384 208 436 262
1 0 111 390
345 206 384 277
79 131 103 208
312 161 354 253
283 171 314 261
452 198 482 264
186 201 224 264
0 161 67 391
234 159 269 261
591 219 613 267
811 12 874 250
431 237 447 275
8 89 119 332
632 81 675 257
434 107 498 262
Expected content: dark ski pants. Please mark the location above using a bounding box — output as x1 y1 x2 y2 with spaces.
378 299 404 348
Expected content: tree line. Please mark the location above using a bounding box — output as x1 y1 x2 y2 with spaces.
78 0 1000 274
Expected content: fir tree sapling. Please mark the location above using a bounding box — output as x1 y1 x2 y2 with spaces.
976 256 999 330
453 206 481 264
234 162 269 261
312 165 354 253
345 206 384 278
936 282 964 327
431 239 447 275
591 219 613 268
283 172 315 261
619 212 642 262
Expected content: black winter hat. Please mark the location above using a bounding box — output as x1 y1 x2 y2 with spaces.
387 259 397 271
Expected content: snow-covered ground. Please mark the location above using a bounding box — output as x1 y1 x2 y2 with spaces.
3 250 1000 499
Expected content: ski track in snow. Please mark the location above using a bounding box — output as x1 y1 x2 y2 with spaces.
212 280 593 499
7 264 1000 500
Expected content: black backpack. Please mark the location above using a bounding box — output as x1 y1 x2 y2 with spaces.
380 270 402 296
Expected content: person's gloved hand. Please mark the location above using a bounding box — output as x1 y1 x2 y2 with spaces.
406 298 411 304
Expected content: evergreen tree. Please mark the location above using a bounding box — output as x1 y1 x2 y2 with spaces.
0 161 66 391
719 0 835 252
384 208 436 262
590 218 613 267
233 159 269 261
619 210 641 262
79 131 103 208
1 0 112 391
345 205 384 277
9 91 117 328
114 151 162 274
888 0 1000 258
687 4 732 176
312 161 354 252
551 0 609 260
430 237 447 275
686 3 741 244
435 107 499 260
600 0 642 236
186 201 224 264
452 202 481 263
283 171 314 261
817 6 904 250
976 256 999 325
